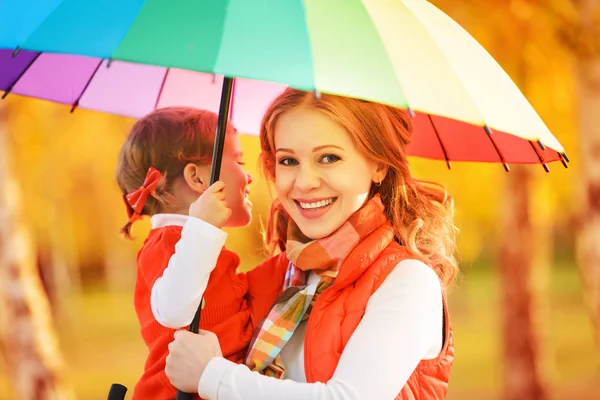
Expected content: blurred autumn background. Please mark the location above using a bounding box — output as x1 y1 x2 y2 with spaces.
0 1 599 399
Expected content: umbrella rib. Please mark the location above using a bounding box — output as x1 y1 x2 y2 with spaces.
1 52 41 99
360 0 412 110
484 125 510 172
107 1 151 62
153 68 170 110
11 0 66 54
558 151 569 168
427 114 451 169
70 58 104 113
299 0 317 93
528 140 550 173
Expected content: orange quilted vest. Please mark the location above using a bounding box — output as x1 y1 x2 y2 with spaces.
281 224 455 399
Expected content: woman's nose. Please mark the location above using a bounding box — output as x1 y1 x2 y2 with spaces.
294 165 320 191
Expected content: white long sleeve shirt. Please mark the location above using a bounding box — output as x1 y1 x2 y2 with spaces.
198 259 443 400
149 214 444 399
149 214 227 329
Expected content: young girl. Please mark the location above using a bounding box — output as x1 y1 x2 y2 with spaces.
116 107 283 400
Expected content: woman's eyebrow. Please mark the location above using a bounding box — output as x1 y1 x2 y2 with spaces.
312 145 344 152
275 145 344 153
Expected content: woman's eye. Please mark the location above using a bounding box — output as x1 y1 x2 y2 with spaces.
320 154 340 164
278 157 299 166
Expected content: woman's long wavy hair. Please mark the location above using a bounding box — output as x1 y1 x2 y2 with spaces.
259 89 459 288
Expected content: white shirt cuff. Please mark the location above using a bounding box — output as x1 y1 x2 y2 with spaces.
198 357 235 399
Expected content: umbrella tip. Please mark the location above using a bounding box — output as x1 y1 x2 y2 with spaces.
70 102 78 113
484 125 492 136
537 140 546 150
12 47 20 57
559 152 569 168
503 163 510 172
313 90 321 99
542 163 550 173
107 58 113 68
407 107 415 118
561 152 570 163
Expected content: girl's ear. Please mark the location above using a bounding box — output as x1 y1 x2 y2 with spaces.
182 163 210 194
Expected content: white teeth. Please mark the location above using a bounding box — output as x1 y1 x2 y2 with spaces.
298 198 334 209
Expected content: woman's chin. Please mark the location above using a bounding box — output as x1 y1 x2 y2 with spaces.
296 220 343 241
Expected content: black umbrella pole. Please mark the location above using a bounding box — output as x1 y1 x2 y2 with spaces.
107 384 127 400
176 77 234 400
209 77 235 185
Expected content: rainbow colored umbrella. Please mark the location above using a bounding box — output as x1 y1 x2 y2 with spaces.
1 0 568 173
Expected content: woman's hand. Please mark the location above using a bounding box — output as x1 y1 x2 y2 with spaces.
165 330 223 393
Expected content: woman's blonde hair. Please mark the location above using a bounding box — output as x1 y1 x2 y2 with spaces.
259 89 458 288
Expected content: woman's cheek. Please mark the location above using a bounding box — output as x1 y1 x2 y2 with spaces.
275 170 293 193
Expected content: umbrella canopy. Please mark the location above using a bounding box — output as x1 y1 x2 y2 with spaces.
1 0 567 170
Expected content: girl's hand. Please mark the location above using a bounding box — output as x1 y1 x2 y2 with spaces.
189 181 231 228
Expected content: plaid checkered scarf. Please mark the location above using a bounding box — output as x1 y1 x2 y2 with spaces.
245 195 388 377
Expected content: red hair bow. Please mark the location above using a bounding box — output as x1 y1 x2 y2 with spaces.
124 166 162 223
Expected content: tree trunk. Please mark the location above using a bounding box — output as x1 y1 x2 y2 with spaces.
0 108 73 399
575 0 600 360
498 6 549 398
500 166 549 400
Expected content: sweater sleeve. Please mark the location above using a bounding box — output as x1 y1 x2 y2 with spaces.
137 227 181 289
197 259 444 400
150 217 228 329
245 254 288 329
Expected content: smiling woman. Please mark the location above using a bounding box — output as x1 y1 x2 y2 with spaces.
164 89 459 400
260 91 458 284
271 107 384 240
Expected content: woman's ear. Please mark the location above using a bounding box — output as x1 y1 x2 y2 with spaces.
372 162 389 184
183 163 210 194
